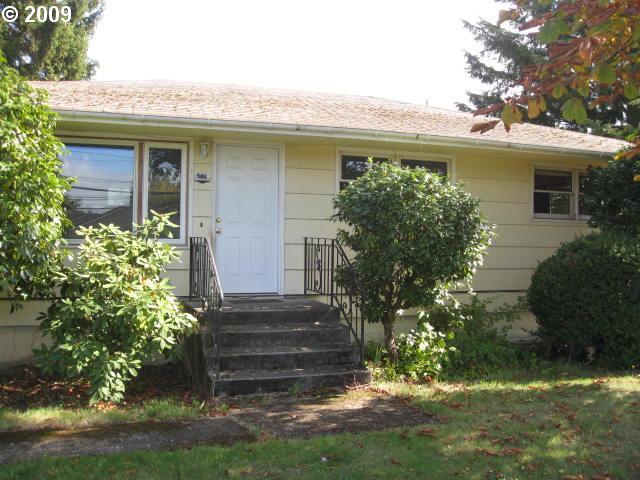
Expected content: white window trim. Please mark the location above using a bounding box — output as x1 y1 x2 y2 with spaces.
143 142 188 245
60 137 139 244
532 165 589 221
336 149 455 191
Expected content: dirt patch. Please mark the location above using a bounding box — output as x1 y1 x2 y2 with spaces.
0 389 437 463
0 363 213 413
229 390 436 439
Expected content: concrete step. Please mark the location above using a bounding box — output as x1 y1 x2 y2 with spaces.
221 298 339 325
212 345 358 371
213 365 371 396
220 322 350 348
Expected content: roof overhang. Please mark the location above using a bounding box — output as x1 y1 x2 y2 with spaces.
56 109 617 159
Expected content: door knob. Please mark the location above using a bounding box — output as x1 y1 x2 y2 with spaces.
215 227 222 234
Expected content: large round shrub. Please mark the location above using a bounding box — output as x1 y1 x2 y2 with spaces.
528 231 640 368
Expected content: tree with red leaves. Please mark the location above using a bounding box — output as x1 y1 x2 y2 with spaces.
473 0 640 156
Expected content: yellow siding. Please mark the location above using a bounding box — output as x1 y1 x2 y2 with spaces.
0 128 606 363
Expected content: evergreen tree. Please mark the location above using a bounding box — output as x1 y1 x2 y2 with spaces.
0 0 103 80
458 0 638 138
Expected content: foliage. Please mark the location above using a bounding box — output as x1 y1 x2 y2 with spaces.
458 0 638 139
528 231 640 369
35 213 198 404
0 0 103 80
581 156 640 235
426 296 535 378
473 0 640 154
332 162 493 359
376 321 454 382
0 55 71 302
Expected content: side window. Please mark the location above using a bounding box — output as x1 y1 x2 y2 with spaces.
533 168 590 220
340 154 390 190
145 144 187 241
61 144 136 238
400 158 448 176
533 169 573 217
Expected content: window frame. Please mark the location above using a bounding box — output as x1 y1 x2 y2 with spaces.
336 149 455 191
59 137 140 244
532 165 589 221
143 141 188 245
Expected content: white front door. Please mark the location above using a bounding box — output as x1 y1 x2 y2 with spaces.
215 145 279 293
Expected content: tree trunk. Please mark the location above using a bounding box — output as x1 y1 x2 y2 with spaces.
382 310 398 363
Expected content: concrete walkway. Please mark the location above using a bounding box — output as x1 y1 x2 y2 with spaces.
0 391 436 463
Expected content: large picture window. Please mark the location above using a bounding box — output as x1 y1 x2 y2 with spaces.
61 143 136 239
533 168 588 219
61 140 188 243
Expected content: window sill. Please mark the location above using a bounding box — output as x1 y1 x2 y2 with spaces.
531 216 591 226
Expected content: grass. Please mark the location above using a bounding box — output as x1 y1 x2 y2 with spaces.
0 397 207 431
0 364 229 431
1 363 639 479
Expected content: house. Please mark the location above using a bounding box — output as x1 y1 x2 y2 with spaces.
0 81 627 392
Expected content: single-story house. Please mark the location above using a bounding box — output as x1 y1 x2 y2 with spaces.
0 81 627 372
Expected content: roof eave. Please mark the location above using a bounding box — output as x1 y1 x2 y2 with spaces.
55 109 616 159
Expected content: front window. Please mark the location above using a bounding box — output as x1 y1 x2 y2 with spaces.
533 168 588 219
340 154 391 190
61 140 188 243
146 145 186 240
61 144 136 239
400 158 448 176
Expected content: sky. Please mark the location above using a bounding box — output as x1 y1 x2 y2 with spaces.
89 0 502 110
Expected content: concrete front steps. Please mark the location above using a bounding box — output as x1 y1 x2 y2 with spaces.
209 298 370 396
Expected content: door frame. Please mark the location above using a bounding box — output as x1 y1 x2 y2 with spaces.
212 141 285 295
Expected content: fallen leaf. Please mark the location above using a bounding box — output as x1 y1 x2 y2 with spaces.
418 428 437 438
477 448 498 457
500 448 524 456
390 458 401 465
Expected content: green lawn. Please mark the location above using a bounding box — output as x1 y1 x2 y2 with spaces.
1 366 639 479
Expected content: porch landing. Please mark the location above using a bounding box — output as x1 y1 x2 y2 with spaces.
184 297 371 396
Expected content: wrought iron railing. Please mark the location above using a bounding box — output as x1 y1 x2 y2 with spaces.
304 237 365 364
189 237 224 386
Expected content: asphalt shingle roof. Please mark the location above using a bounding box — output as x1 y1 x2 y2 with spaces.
33 80 628 154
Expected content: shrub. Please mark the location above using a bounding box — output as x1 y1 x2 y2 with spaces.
36 213 198 404
0 56 71 302
332 162 493 361
426 296 535 378
581 157 640 235
528 231 640 369
376 320 454 382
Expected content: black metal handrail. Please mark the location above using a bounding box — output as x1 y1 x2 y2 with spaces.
189 237 224 383
304 237 365 364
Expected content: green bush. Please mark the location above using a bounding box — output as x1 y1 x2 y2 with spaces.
528 231 640 369
375 321 454 382
0 56 71 302
332 161 493 361
581 157 640 236
36 213 198 404
427 296 535 378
